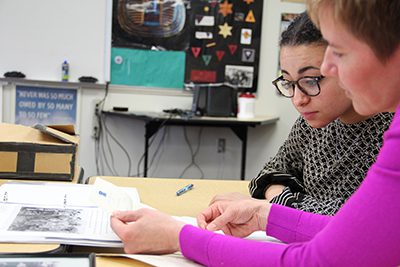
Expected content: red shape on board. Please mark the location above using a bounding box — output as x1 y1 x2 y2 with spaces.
228 44 238 55
190 70 217 82
191 47 201 58
216 50 225 61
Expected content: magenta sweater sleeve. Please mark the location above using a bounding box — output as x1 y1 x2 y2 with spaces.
266 204 332 243
180 107 400 267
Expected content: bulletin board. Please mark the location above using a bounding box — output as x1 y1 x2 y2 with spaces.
185 0 263 92
111 0 263 92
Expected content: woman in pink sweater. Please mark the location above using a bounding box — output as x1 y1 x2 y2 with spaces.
111 0 400 266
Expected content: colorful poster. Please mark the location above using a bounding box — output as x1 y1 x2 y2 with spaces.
111 0 263 92
184 0 263 92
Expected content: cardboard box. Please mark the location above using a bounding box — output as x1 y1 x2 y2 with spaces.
0 123 79 181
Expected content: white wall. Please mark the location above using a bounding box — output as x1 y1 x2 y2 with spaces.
1 0 305 181
0 0 108 83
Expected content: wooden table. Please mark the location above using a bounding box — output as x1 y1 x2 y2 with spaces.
88 176 250 217
89 176 250 266
0 176 250 265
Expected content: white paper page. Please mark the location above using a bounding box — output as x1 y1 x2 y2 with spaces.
91 178 140 212
0 181 141 212
0 203 122 247
0 182 98 207
0 181 142 247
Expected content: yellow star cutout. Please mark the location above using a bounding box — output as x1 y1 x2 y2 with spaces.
219 22 232 38
219 0 233 17
244 0 254 4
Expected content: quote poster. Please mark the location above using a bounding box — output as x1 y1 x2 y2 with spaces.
15 85 78 126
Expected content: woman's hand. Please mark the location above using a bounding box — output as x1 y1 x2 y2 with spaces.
209 192 251 205
111 208 185 254
197 198 271 237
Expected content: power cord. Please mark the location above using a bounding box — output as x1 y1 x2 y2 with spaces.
94 82 109 175
146 126 169 177
179 127 204 179
135 114 173 176
102 115 133 176
94 82 132 177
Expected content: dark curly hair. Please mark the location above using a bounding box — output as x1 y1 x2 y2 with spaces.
280 12 327 47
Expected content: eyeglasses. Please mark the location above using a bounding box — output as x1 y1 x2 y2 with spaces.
272 75 325 98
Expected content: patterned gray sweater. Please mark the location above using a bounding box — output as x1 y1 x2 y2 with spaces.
249 113 393 215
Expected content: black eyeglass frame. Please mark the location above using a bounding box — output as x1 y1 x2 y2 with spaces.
272 75 325 98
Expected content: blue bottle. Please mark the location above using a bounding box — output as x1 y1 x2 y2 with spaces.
62 60 69 82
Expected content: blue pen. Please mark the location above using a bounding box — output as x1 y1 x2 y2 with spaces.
98 190 107 197
176 184 194 196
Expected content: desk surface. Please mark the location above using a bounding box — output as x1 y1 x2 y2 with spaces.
0 176 249 265
88 176 250 267
89 176 249 217
0 244 63 253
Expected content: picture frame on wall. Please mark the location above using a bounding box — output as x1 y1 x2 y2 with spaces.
11 84 81 130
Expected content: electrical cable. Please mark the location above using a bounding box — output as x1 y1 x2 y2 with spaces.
99 136 114 175
98 114 117 176
178 126 204 178
136 115 172 176
102 115 133 176
94 82 109 175
93 82 132 177
135 115 173 176
149 127 169 176
95 125 102 174
102 115 119 175
147 126 168 176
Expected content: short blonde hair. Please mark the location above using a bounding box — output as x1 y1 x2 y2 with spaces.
307 0 400 61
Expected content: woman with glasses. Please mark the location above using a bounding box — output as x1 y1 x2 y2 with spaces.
247 13 392 215
214 12 392 215
248 12 392 215
111 1 400 265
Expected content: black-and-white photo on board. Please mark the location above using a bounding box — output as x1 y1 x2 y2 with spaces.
225 65 254 88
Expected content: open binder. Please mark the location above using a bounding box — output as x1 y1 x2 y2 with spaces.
0 179 140 247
